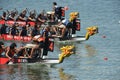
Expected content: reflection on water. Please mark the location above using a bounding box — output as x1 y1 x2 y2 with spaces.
58 68 75 80
0 42 98 80
0 64 76 80
0 64 27 80
27 64 50 80
0 0 120 79
76 43 97 57
0 64 51 80
85 44 97 57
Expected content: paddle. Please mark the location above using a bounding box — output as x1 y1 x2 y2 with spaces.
6 58 14 64
26 8 30 15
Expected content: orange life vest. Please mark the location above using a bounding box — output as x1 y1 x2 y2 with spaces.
37 37 45 42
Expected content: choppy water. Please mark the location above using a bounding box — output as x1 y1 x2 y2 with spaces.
0 0 120 80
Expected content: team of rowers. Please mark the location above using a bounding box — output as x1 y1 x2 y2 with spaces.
0 2 80 61
0 41 30 60
0 28 53 60
0 2 65 24
0 2 80 40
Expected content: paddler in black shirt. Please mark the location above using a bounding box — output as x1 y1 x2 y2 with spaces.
10 23 19 36
0 11 7 20
7 12 16 21
16 9 27 21
7 8 18 21
27 10 36 22
36 12 46 26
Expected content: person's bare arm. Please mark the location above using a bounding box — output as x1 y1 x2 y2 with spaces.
5 47 12 60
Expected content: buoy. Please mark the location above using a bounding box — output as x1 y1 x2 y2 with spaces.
104 57 108 61
102 35 106 38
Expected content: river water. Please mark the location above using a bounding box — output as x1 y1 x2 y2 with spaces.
0 0 120 80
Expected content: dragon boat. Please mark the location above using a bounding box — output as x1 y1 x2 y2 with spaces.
0 45 75 65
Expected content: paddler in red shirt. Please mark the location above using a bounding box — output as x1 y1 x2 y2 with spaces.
5 43 25 60
5 43 17 60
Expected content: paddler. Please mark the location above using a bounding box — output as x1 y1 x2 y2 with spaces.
53 2 62 21
57 19 73 40
31 24 41 37
16 9 27 21
0 11 7 20
41 26 50 59
27 10 36 22
36 11 47 26
29 27 51 59
5 43 17 60
7 8 18 21
9 23 19 36
5 43 26 60
26 10 36 27
53 2 58 12
0 24 8 35
16 46 29 58
19 24 28 37
69 12 79 35
7 12 16 21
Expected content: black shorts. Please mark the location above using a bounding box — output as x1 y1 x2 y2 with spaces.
17 49 24 56
39 42 44 48
66 22 73 28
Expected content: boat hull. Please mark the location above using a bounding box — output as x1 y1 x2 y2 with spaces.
54 36 86 43
0 57 59 65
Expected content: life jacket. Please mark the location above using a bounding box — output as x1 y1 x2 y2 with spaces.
61 8 65 17
37 37 45 42
75 19 80 31
48 39 54 52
